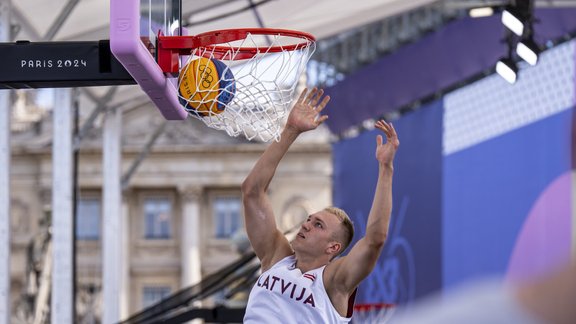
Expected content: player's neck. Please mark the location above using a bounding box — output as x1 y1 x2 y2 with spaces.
293 252 331 273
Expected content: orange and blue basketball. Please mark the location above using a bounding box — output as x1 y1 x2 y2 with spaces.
178 57 236 116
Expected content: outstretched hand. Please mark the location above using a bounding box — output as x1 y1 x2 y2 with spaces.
375 120 400 167
286 88 330 133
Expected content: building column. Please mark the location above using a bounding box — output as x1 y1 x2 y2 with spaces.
51 88 74 323
0 1 11 323
180 186 203 324
102 106 122 324
0 80 10 324
180 186 202 288
119 195 130 320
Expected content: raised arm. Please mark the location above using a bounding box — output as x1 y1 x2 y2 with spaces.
241 88 330 271
328 120 399 294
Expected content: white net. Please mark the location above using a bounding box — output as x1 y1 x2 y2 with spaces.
177 31 315 142
352 303 395 324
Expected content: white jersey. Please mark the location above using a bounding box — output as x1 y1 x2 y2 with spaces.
244 255 352 324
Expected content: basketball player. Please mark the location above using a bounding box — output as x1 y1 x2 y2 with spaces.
241 87 399 323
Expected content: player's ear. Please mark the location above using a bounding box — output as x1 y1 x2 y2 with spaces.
326 241 341 255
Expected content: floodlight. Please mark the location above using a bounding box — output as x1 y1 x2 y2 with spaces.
496 57 518 84
516 38 540 66
469 7 494 18
501 7 524 36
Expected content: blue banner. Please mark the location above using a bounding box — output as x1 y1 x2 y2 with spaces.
443 108 574 288
333 100 443 304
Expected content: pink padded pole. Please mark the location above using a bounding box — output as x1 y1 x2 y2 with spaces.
110 0 187 120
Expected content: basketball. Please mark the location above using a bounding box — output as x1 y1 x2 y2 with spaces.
178 57 236 116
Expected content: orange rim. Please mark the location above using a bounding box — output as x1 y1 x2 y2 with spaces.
193 28 316 60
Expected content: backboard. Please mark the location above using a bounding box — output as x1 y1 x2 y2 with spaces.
140 0 182 58
110 0 188 120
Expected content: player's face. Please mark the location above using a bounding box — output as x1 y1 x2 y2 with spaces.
293 211 340 255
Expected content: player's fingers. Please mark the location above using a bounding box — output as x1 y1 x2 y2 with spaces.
389 122 397 136
315 96 331 112
389 123 400 146
382 121 394 134
306 87 318 104
384 123 397 139
297 88 308 104
376 134 383 146
316 115 329 124
375 121 388 133
311 89 324 106
383 124 392 137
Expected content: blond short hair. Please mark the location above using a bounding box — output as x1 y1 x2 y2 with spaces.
324 206 354 256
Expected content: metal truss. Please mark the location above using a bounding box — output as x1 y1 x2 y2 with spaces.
309 0 576 86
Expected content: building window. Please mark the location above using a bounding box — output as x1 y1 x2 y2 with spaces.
144 197 172 239
142 286 171 308
213 196 242 239
76 198 101 240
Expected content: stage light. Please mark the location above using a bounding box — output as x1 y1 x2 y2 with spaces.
496 57 518 84
501 7 525 36
516 38 540 66
469 7 494 18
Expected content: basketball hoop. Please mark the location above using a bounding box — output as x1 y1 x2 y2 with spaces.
158 28 316 141
352 303 395 323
